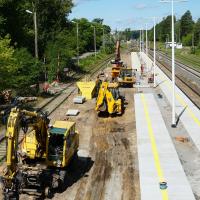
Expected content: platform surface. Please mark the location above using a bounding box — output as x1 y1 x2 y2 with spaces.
135 93 195 200
141 53 200 152
131 52 141 71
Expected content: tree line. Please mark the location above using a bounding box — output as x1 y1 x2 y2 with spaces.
119 10 200 50
147 10 200 48
0 0 113 94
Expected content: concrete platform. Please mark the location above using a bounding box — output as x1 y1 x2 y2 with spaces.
131 52 141 71
135 93 195 200
141 53 200 153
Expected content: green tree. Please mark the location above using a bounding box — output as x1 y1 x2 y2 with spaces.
0 36 16 90
180 10 194 38
92 18 104 25
182 33 193 46
0 0 74 57
12 48 41 95
194 18 200 46
45 30 76 82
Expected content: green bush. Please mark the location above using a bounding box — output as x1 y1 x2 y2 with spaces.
182 33 193 46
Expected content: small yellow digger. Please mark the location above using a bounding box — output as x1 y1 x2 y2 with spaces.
95 82 124 115
118 68 136 87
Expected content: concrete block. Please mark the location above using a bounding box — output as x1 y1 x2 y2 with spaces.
66 109 79 116
73 96 86 104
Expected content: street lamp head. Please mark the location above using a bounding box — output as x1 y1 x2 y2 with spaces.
26 9 33 14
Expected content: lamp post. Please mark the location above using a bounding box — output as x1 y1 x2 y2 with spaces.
192 33 195 52
142 29 144 52
101 27 105 51
72 21 79 66
153 17 156 88
26 7 38 59
146 24 148 56
160 0 187 127
139 29 142 56
92 26 97 59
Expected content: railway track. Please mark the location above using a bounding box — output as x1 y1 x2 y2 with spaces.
156 50 200 79
175 54 200 71
0 55 114 164
148 50 200 109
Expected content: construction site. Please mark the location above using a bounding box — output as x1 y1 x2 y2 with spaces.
0 37 200 200
1 1 200 200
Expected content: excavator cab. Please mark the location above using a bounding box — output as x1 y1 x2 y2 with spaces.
48 133 64 163
46 121 79 168
118 68 136 87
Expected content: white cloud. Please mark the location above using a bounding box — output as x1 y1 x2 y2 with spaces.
134 3 160 10
134 3 148 9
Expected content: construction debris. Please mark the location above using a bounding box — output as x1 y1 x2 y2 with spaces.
66 109 79 116
175 136 190 143
73 96 86 104
16 97 37 102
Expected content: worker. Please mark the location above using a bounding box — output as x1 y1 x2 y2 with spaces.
141 64 144 76
135 69 140 85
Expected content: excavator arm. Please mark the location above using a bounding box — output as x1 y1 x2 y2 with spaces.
95 82 108 112
115 40 121 62
95 82 123 115
105 90 122 114
2 107 48 195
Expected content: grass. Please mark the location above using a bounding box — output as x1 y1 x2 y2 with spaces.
79 51 113 73
155 42 200 70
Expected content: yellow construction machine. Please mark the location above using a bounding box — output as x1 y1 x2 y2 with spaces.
0 107 79 199
95 82 124 115
118 68 136 87
111 40 124 80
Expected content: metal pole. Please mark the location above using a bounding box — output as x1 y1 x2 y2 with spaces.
146 24 148 56
34 10 38 59
94 26 97 59
102 28 105 51
199 32 200 46
192 33 194 49
44 56 47 82
153 17 156 88
142 29 144 52
139 30 141 55
76 22 79 66
171 0 176 127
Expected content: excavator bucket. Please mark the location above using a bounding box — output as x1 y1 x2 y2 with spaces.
77 81 97 100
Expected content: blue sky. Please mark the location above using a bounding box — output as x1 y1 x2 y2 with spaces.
70 0 199 31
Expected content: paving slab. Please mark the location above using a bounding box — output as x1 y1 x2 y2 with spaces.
135 93 195 200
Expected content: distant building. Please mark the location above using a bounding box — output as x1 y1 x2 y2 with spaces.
176 43 183 49
165 42 183 49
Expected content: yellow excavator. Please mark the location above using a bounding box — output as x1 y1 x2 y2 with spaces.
118 68 136 87
111 40 124 80
95 82 124 115
0 107 79 199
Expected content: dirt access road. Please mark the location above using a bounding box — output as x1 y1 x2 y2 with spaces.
19 51 140 200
